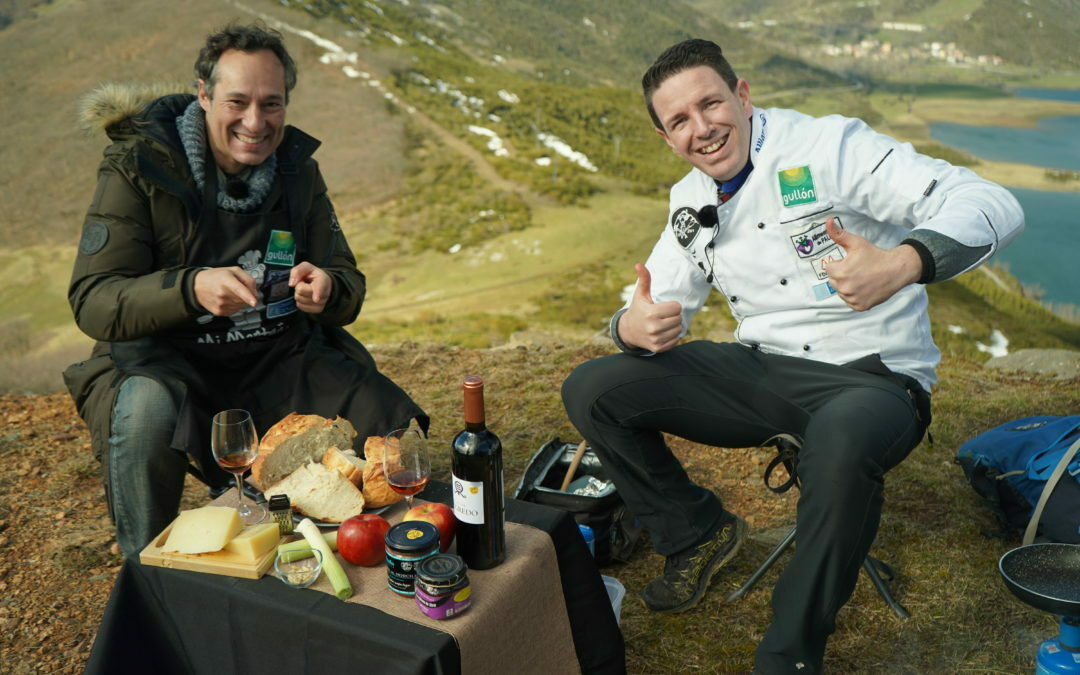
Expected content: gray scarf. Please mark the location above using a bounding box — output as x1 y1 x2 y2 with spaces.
176 100 276 213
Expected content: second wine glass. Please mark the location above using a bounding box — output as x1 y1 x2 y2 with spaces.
210 409 266 525
383 428 431 508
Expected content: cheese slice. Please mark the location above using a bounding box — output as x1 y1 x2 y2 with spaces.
162 506 243 554
224 523 282 561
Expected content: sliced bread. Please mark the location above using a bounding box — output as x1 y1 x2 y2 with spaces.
322 446 366 487
263 461 366 523
251 413 357 490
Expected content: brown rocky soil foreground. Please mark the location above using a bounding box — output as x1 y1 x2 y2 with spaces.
0 393 116 673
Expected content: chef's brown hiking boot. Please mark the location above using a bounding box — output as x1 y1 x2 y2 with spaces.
639 511 747 613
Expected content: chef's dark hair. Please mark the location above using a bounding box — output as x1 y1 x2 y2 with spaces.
642 39 739 131
195 22 298 103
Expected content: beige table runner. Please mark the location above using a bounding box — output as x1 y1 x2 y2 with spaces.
251 496 581 674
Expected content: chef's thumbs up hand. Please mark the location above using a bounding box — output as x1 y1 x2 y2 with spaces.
823 217 922 312
617 263 684 353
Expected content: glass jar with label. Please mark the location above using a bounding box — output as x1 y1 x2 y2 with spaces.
385 521 440 596
415 554 472 620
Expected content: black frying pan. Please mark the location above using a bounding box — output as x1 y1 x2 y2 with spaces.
999 543 1080 617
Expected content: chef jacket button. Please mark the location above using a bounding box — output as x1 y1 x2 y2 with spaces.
730 296 738 303
802 344 811 352
780 278 788 286
706 242 714 249
757 222 765 229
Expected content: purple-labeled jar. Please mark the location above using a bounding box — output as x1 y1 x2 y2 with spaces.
385 521 440 596
415 554 472 619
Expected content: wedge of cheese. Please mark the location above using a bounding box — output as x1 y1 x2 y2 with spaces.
162 506 243 554
224 523 282 561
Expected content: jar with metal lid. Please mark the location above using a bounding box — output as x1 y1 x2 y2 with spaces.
385 521 440 596
415 554 472 620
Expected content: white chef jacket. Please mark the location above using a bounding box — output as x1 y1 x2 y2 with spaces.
628 106 1024 391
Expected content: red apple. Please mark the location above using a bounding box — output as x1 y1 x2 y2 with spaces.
337 513 391 566
403 502 456 553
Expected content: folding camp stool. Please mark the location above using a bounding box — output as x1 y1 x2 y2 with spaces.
724 434 911 620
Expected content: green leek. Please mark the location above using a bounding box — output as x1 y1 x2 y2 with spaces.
296 518 352 600
277 531 337 562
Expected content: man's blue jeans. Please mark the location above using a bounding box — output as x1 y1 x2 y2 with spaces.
107 376 187 558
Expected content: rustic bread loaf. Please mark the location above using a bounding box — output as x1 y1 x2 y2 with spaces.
263 462 366 523
361 436 404 508
321 446 365 487
251 413 356 490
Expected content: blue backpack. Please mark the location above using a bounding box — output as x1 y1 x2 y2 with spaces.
955 415 1080 544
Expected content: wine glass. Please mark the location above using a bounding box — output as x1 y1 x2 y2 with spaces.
383 428 431 509
211 409 266 525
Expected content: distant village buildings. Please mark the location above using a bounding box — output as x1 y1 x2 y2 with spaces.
738 19 1003 68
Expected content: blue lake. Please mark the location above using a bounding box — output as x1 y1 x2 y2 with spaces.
929 89 1079 308
997 188 1079 308
1010 87 1080 103
931 116 1080 171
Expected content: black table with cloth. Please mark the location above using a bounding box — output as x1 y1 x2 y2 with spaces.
86 481 626 674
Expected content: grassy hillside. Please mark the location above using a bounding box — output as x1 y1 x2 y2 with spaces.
0 0 408 246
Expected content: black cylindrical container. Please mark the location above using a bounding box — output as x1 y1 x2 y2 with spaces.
415 554 472 619
385 521 440 595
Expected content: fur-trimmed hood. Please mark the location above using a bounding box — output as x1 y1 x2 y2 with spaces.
78 82 189 135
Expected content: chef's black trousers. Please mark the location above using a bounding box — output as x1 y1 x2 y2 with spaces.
561 340 930 675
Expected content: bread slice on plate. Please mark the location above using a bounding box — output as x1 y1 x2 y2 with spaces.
263 462 366 523
251 413 356 490
321 446 366 487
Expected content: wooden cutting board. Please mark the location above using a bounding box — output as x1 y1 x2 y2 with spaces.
139 520 285 579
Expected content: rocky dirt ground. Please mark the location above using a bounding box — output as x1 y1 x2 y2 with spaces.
0 394 118 673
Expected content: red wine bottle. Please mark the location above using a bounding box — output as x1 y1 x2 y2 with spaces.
451 376 505 569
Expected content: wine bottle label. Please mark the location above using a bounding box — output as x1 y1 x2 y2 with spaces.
451 474 485 525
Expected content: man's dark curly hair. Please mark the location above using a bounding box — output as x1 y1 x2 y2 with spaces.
642 39 739 130
194 22 298 103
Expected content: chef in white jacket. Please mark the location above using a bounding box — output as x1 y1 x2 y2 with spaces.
562 38 1022 674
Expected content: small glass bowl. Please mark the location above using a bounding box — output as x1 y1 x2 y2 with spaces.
273 548 323 589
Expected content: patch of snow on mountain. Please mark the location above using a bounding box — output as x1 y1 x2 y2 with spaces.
468 126 510 157
536 132 597 172
975 329 1009 358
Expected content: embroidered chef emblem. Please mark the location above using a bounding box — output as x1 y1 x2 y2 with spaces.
78 221 109 255
788 216 845 295
671 207 703 248
778 166 817 207
788 217 842 261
